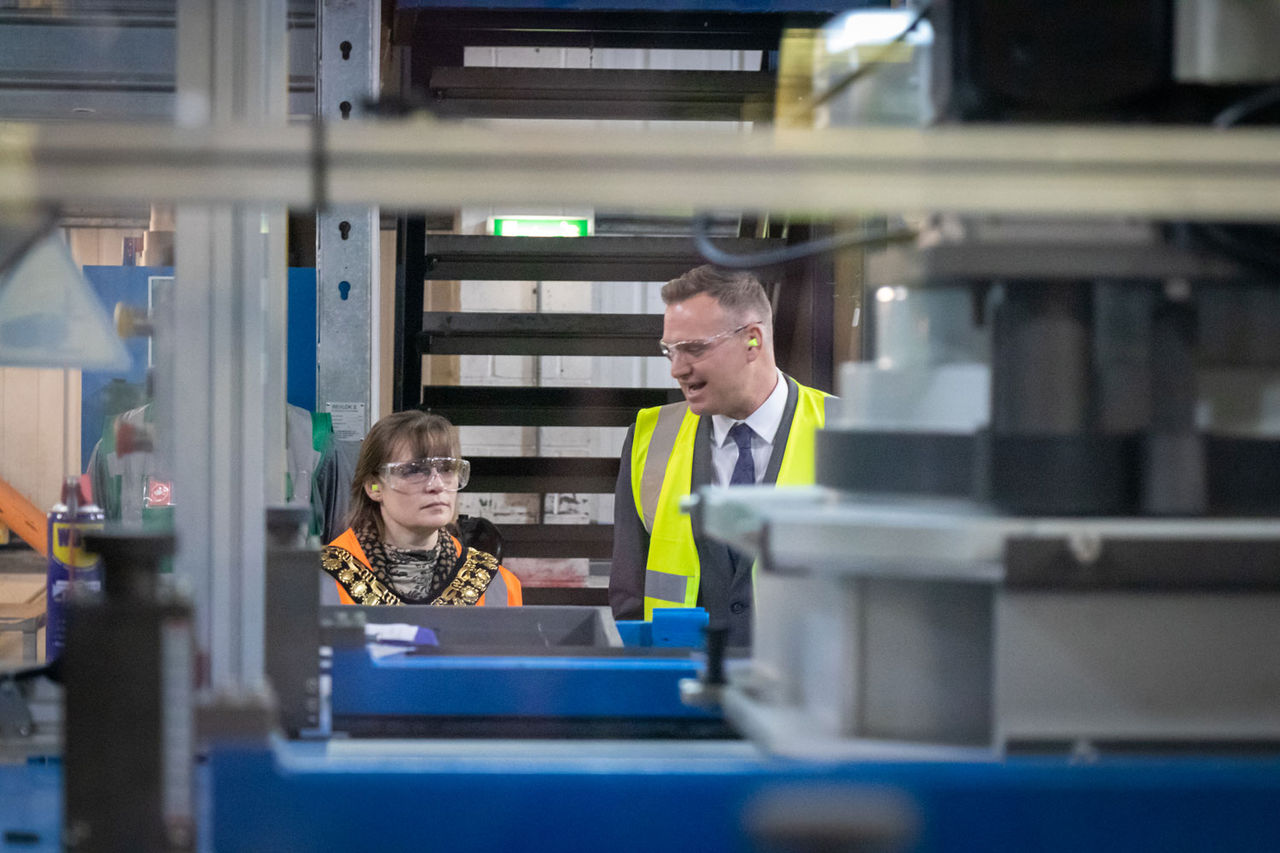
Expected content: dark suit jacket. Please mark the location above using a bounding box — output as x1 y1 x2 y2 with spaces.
609 376 808 647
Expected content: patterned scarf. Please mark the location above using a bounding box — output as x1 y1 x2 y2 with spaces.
354 523 455 604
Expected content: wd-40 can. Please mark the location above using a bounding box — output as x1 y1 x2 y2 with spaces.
46 476 105 660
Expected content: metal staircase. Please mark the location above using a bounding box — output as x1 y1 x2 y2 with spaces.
386 1 839 603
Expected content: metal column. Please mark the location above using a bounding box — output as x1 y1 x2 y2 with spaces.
316 0 381 438
171 0 288 694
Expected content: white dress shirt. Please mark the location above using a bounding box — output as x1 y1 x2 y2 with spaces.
709 369 788 487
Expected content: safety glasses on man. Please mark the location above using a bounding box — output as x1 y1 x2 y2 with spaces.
379 457 471 491
658 323 751 361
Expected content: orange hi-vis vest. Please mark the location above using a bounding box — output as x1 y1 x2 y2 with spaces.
327 527 522 606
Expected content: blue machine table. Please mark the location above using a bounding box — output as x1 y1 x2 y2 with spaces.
330 648 728 737
325 606 731 738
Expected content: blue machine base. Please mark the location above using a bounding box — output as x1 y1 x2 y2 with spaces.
207 740 1280 853
10 742 1280 851
0 759 60 853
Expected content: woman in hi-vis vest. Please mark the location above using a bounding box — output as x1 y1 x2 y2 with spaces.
321 410 522 607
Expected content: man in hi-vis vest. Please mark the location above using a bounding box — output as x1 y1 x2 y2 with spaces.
609 265 831 646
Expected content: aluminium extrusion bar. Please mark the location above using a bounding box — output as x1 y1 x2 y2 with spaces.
694 484 1280 581
169 0 289 699
5 121 1280 219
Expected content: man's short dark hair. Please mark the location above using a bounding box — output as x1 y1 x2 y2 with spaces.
661 265 772 328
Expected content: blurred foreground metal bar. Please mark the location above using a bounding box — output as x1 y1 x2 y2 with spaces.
3 121 1280 219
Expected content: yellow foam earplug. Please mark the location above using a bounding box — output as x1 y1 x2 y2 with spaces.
748 337 759 346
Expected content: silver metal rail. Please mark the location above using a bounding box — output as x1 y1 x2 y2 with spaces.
4 122 1280 219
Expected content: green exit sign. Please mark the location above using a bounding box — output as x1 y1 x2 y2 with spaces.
489 216 592 237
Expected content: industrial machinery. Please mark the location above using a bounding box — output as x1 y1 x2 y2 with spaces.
4 1 1280 851
694 0 1280 758
224 2 1280 848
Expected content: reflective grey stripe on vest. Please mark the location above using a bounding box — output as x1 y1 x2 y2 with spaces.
639 402 689 534
485 569 510 606
644 568 688 605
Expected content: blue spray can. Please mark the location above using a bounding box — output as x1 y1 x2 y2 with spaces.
46 476 105 660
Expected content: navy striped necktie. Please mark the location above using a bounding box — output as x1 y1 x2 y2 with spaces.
728 422 755 486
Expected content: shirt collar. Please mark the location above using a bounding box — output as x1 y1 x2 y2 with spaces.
711 369 788 447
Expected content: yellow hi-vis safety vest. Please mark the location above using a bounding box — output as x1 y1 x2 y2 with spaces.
630 377 828 620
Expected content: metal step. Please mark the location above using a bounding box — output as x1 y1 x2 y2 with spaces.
468 456 619 494
391 8 828 52
419 312 663 356
499 523 614 559
421 234 785 282
520 586 610 607
421 386 680 427
426 67 775 121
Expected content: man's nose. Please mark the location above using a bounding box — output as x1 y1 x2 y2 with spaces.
669 352 692 378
